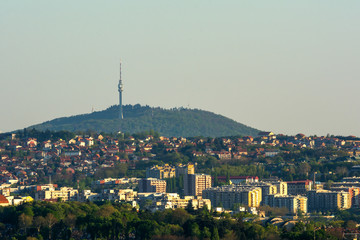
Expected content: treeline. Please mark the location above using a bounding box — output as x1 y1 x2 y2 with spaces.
0 201 340 240
26 104 260 137
15 129 76 142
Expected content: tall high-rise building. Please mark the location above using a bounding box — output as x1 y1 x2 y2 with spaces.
138 178 167 193
176 163 195 177
184 174 212 196
118 62 124 119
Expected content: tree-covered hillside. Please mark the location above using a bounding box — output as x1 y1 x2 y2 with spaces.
28 104 260 137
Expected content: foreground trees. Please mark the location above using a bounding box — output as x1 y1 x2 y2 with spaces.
0 201 345 240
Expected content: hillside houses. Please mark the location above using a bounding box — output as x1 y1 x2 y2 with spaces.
0 131 358 188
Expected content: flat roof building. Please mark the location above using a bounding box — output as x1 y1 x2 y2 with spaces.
307 190 351 212
139 178 166 193
184 174 212 196
203 185 262 209
264 194 308 214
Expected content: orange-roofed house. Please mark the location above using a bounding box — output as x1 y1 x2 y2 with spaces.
0 195 10 206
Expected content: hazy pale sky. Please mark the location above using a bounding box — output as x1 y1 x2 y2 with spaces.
1 1 359 136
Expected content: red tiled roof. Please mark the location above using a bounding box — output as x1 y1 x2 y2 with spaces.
0 195 9 204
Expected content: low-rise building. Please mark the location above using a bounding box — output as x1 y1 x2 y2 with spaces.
35 187 78 201
0 194 10 206
137 193 211 212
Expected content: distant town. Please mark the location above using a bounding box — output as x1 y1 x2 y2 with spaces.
1 129 360 239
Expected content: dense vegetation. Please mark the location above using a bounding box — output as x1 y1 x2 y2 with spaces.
0 201 345 240
27 104 260 137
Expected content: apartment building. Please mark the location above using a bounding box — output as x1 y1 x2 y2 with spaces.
264 194 308 214
184 174 212 196
262 179 288 195
307 190 351 212
138 193 211 212
237 182 277 202
175 163 195 177
330 186 360 208
138 178 167 193
202 186 262 209
35 187 78 201
287 180 312 195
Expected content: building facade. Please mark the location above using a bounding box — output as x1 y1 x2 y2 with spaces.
146 164 176 179
35 187 78 201
175 163 195 177
184 174 212 196
237 182 278 202
307 190 351 212
138 178 167 193
331 186 360 208
262 180 288 196
202 186 262 209
264 194 308 214
287 180 312 195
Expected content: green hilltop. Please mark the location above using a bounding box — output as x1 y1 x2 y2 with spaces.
28 104 260 137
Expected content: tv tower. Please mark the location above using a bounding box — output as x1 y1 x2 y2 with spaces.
118 62 124 119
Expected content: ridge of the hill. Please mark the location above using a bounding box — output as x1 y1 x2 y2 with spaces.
28 104 260 137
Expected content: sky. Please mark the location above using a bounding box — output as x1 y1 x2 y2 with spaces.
1 1 360 136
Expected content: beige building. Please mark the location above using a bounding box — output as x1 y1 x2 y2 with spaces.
139 178 167 193
184 174 212 196
330 186 360 208
307 190 351 212
139 193 211 211
99 189 138 202
146 164 176 179
264 194 308 214
237 182 277 202
262 180 288 195
203 186 262 209
0 188 10 197
160 194 211 210
35 187 78 201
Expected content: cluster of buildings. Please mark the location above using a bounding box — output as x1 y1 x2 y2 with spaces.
1 131 360 216
0 131 359 188
145 163 212 197
203 179 306 214
203 176 360 215
1 166 360 217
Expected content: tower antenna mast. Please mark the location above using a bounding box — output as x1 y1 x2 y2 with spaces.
118 61 124 119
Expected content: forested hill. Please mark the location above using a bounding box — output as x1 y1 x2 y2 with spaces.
28 104 260 137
